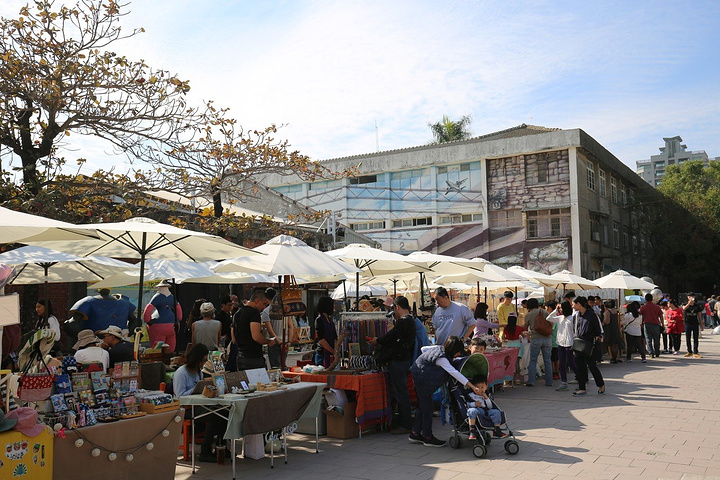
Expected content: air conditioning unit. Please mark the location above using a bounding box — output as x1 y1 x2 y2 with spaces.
592 232 601 241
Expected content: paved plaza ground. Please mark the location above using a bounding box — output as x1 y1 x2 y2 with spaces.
176 334 720 480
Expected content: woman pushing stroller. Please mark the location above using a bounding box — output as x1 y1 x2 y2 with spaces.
409 336 482 447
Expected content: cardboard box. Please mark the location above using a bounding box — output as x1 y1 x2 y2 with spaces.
325 402 358 439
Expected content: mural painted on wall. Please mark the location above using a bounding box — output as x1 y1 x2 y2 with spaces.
278 150 573 271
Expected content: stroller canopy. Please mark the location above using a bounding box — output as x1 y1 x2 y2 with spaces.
452 353 489 381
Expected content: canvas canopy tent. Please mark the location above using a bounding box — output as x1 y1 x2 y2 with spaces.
546 270 598 293
30 217 260 320
0 206 100 244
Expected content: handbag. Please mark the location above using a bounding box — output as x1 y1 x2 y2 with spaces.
18 354 55 402
281 276 306 316
572 337 594 358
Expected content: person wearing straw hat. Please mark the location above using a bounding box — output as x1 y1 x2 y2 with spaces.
97 325 134 367
73 329 109 372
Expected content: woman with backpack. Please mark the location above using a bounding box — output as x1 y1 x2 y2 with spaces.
525 298 554 387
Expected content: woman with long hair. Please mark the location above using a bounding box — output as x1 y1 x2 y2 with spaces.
314 296 338 368
554 301 578 391
623 301 646 363
409 336 481 447
35 299 61 351
472 302 498 337
603 300 622 363
501 313 526 385
572 296 605 396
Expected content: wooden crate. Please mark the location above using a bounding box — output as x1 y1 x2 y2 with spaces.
138 400 180 414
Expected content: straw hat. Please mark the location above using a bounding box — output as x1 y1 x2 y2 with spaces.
96 325 124 341
73 329 101 350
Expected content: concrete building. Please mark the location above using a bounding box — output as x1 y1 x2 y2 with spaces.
636 136 710 187
261 124 662 280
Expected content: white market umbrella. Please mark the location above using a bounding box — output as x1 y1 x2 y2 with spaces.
330 283 387 300
593 270 657 291
325 244 428 307
91 259 220 288
507 266 559 287
214 235 359 277
31 217 261 317
0 246 133 328
0 206 101 244
547 270 598 293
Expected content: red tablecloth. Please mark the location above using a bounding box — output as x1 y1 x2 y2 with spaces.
283 371 388 426
484 347 519 387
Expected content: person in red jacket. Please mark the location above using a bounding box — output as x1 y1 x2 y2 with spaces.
665 299 685 355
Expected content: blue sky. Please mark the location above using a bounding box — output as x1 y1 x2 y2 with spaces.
1 0 718 175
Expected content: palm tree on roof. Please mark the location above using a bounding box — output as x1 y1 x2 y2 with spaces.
428 115 473 144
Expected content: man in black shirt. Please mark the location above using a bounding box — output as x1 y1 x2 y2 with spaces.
370 296 416 434
97 325 135 367
232 290 274 371
682 293 703 358
216 296 233 347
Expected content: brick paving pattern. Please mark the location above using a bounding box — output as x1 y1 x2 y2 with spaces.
176 335 720 480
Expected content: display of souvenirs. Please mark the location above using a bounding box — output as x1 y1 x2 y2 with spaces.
71 373 90 392
134 390 173 406
94 389 109 405
50 394 68 413
55 374 72 394
78 390 95 408
90 372 109 391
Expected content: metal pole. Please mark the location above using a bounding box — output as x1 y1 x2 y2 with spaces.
136 232 147 339
420 272 425 308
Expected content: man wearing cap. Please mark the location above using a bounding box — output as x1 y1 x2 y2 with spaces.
232 290 273 370
192 302 222 352
143 279 182 352
97 325 134 367
73 329 109 372
369 296 416 434
432 287 476 345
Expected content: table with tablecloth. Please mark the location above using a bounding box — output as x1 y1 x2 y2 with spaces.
281 371 389 428
53 408 184 480
484 347 520 387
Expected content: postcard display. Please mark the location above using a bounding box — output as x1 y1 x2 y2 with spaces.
340 312 391 369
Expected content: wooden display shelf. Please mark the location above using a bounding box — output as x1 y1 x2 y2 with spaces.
138 400 180 414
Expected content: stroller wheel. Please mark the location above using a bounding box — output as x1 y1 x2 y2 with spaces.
504 440 519 455
472 444 487 458
449 435 462 449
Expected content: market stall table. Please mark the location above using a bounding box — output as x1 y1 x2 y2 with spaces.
180 382 324 480
484 347 520 388
54 408 183 480
282 371 390 436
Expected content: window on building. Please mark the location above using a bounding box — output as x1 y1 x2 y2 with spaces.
586 163 596 191
525 153 551 185
438 213 482 225
611 177 618 203
350 175 378 185
309 179 342 191
490 209 522 228
640 235 646 256
351 221 385 231
621 185 627 206
589 214 600 242
622 227 629 252
613 222 620 248
598 170 607 197
391 217 433 228
273 184 303 194
525 209 570 239
632 235 638 254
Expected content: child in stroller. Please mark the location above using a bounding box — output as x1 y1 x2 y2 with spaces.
466 374 506 440
448 353 519 457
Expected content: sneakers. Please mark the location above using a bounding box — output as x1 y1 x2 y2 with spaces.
524 383 534 387
556 383 568 391
693 353 702 358
641 359 646 363
672 351 679 355
662 349 669 354
493 427 507 438
684 352 693 357
422 436 446 447
468 432 477 440
552 373 560 380
569 379 579 384
408 433 424 444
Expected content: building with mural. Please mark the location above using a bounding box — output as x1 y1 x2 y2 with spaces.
261 125 662 279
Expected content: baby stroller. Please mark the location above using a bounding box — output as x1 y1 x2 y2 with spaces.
447 353 519 458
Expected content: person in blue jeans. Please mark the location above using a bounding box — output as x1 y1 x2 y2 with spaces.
465 374 507 440
525 298 553 387
369 295 416 435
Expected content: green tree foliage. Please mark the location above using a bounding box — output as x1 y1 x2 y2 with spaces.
0 0 194 195
645 160 720 294
428 115 473 144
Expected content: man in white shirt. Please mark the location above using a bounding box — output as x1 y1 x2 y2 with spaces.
73 329 110 372
432 287 476 345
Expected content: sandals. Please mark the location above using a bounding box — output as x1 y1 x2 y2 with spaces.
573 390 587 396
598 386 605 395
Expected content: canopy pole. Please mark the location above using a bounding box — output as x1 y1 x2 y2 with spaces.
393 279 397 297
420 272 425 309
476 281 480 303
355 271 360 311
342 279 348 311
41 264 50 330
136 232 147 340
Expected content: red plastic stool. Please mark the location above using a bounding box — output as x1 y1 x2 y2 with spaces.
180 420 204 460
